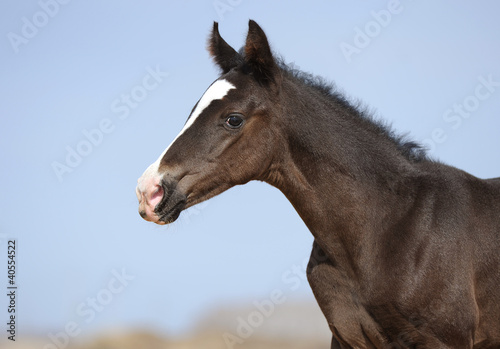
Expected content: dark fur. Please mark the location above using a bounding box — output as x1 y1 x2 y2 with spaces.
145 20 500 348
277 59 428 163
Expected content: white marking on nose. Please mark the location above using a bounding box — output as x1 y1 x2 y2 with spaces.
137 79 235 194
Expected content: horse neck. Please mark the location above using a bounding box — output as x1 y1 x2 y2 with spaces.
268 77 418 271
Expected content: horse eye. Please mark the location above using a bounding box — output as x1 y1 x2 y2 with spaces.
225 114 244 129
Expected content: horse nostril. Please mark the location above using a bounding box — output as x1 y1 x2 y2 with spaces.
139 210 147 219
149 185 164 207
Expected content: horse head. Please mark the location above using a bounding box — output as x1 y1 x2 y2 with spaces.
136 21 285 224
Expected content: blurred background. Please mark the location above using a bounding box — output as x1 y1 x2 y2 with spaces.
1 1 499 348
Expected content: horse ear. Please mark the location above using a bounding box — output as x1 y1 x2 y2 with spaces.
244 20 278 84
208 22 242 74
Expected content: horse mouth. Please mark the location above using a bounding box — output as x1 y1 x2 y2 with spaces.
156 199 186 224
136 174 190 225
153 181 187 225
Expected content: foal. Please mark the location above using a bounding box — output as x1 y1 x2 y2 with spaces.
137 21 500 348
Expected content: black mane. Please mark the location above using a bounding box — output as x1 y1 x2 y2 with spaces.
276 58 428 163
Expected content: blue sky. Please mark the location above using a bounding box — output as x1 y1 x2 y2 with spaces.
1 0 499 343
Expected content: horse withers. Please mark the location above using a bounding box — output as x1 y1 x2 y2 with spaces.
136 21 500 348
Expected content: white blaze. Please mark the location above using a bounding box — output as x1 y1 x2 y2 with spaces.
137 79 235 193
